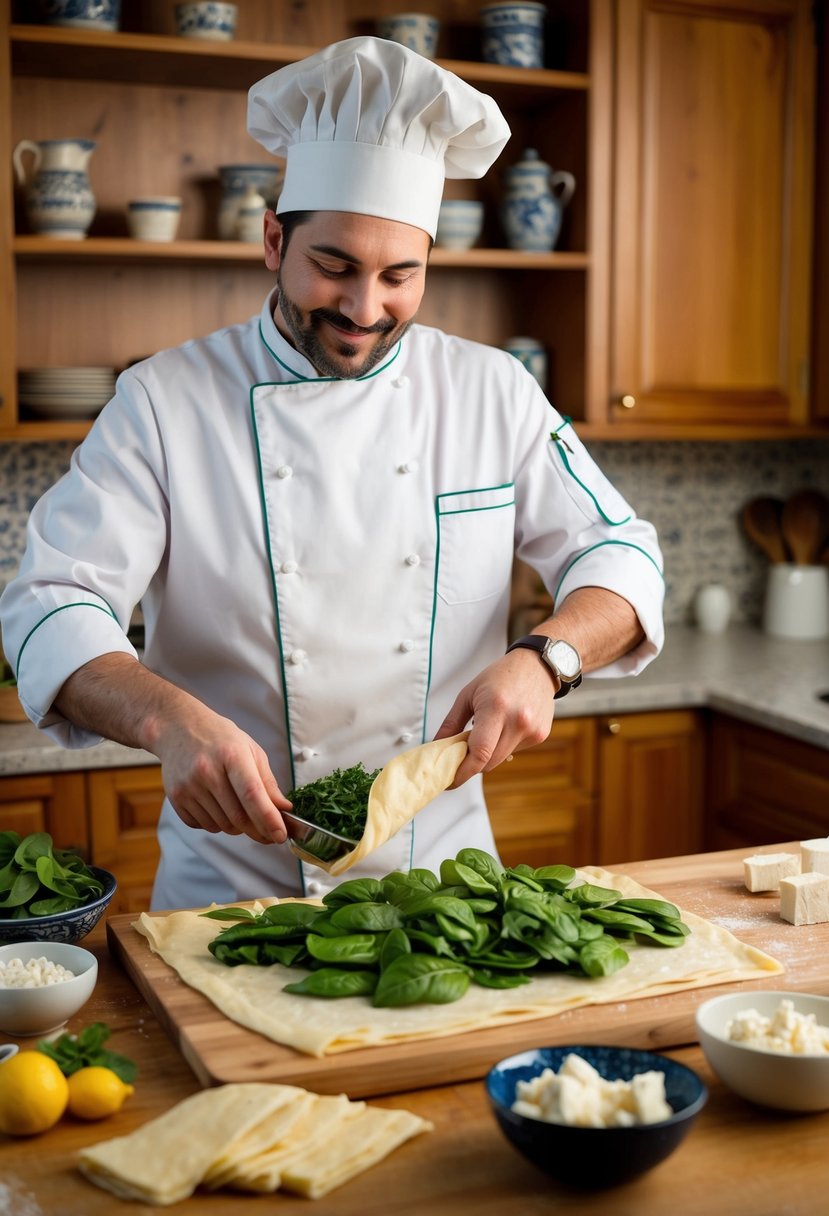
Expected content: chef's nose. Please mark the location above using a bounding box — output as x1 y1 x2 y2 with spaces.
339 276 384 329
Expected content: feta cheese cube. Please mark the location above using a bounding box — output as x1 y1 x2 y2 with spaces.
779 872 829 925
800 838 829 875
743 851 800 892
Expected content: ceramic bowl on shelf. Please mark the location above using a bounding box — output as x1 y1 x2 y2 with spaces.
696 991 829 1112
0 941 98 1036
486 1045 707 1189
127 197 182 242
0 868 117 947
435 200 485 251
40 0 121 32
175 2 237 41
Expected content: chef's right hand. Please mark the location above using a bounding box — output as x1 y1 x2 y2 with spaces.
153 706 292 845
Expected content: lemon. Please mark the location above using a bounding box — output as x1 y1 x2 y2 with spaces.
66 1066 135 1120
0 1051 69 1136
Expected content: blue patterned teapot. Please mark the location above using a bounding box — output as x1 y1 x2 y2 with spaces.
500 148 575 253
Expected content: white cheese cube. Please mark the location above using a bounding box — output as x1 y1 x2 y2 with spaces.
779 872 829 925
800 838 829 875
743 851 800 892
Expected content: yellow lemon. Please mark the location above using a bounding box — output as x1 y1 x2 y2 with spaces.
0 1051 69 1136
66 1066 135 1121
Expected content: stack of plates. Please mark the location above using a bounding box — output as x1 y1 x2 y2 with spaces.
18 367 117 420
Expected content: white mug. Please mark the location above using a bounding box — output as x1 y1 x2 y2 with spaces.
694 583 731 634
127 197 182 242
763 564 829 641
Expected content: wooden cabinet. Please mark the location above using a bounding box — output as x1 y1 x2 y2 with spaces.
87 766 164 914
483 718 597 867
602 0 818 436
706 714 829 849
485 708 706 867
0 770 87 853
597 709 705 864
0 0 608 439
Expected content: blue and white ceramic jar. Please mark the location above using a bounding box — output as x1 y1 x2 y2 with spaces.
13 139 96 239
40 0 121 31
377 13 441 59
175 2 237 41
500 148 575 253
480 2 546 69
502 336 548 391
217 163 283 239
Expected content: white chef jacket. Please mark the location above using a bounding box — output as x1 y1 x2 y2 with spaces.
0 288 665 909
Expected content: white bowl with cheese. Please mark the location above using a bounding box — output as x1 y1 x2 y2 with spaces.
696 990 829 1111
0 941 98 1037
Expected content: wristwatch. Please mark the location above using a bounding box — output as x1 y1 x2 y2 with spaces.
506 635 583 700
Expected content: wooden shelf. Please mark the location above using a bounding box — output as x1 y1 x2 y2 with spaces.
10 24 589 99
13 236 589 270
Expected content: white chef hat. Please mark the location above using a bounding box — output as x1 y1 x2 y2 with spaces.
247 36 510 238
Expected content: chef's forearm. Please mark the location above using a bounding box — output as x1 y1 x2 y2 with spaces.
534 586 644 672
54 653 203 754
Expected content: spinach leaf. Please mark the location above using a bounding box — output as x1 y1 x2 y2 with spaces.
579 936 630 977
373 955 471 1007
321 878 385 908
306 932 384 966
283 968 378 998
329 901 404 933
0 831 103 920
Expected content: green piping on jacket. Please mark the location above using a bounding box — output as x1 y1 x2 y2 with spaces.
257 320 401 382
549 419 631 526
15 601 119 680
554 539 664 602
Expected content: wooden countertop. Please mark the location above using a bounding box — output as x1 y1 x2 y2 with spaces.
2 844 828 1215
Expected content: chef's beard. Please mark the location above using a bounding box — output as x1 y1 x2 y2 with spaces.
275 270 412 379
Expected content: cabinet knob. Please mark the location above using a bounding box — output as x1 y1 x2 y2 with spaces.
619 395 636 410
606 719 622 735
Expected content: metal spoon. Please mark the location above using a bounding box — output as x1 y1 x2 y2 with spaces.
741 496 789 564
281 810 359 866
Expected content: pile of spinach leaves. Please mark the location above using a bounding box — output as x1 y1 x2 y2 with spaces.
202 848 689 1008
286 762 381 841
0 831 104 919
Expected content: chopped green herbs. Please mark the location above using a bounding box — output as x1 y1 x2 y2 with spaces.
286 762 381 841
202 848 690 1008
38 1022 138 1083
0 831 104 919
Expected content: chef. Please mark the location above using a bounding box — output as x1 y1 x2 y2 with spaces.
0 38 664 910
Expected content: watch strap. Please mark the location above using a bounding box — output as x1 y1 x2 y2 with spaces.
506 634 582 700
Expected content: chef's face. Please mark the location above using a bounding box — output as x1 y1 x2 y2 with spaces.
264 210 430 379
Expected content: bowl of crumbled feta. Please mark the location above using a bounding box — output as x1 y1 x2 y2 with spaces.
0 942 98 1036
485 1045 707 1188
696 991 829 1111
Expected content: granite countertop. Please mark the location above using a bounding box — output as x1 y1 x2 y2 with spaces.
1 624 828 776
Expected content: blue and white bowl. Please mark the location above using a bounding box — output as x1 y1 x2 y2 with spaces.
480 1 547 69
0 868 117 946
435 199 485 250
217 163 283 239
486 1045 707 1188
40 0 121 32
175 2 237 41
377 13 441 60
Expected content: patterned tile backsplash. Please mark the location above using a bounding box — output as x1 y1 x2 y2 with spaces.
1 437 828 625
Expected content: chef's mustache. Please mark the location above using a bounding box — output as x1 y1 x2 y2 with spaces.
311 308 396 336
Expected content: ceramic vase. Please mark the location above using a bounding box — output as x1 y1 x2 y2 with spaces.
480 1 546 68
502 336 547 391
217 164 282 240
500 148 575 253
13 138 96 239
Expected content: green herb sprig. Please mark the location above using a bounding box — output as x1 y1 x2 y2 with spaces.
201 849 690 1008
286 762 381 841
38 1022 138 1083
0 831 104 919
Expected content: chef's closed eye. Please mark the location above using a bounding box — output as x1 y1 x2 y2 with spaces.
435 484 516 605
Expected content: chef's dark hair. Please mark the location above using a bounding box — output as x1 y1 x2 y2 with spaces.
277 210 314 252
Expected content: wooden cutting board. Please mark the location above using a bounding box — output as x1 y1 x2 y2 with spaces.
106 843 829 1098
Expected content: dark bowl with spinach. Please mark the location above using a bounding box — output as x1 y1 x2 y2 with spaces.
486 1045 707 1189
0 831 117 944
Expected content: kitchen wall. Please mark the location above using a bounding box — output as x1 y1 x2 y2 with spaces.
1 438 828 625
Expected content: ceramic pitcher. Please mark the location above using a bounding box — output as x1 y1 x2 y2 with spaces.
13 138 96 239
501 148 575 252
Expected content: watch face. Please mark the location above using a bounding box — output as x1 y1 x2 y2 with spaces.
547 639 580 680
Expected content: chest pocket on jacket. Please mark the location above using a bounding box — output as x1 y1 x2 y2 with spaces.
436 484 516 606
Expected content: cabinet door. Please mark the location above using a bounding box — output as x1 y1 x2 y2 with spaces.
597 710 704 864
707 714 829 849
87 766 164 914
609 0 815 430
0 772 87 854
483 718 597 867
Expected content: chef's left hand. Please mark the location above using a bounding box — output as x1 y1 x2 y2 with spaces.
434 650 555 787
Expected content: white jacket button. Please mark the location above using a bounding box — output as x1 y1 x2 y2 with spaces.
289 648 307 664
280 560 298 574
398 732 413 744
405 553 421 567
306 880 322 895
276 465 293 479
399 639 415 653
298 746 316 761
393 375 409 388
398 460 419 474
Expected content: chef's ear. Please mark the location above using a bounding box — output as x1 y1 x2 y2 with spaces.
263 210 284 271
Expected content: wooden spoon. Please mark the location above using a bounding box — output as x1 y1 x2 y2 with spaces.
741 496 788 563
781 490 829 565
